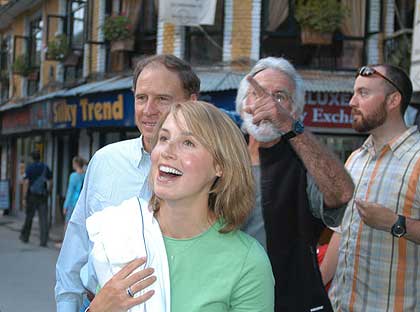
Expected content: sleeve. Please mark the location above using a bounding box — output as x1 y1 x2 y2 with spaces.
63 173 76 210
55 154 112 312
230 241 275 312
241 166 267 250
306 173 346 228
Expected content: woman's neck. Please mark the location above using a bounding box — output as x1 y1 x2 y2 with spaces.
156 198 215 239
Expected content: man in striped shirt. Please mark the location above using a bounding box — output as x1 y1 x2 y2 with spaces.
330 64 420 311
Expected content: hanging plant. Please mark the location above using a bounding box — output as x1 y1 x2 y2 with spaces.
102 14 133 42
46 34 70 61
102 14 134 52
295 0 348 45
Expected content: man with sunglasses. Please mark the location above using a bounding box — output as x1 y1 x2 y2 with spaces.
236 57 355 312
328 64 420 311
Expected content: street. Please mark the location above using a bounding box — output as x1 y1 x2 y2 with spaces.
0 215 60 312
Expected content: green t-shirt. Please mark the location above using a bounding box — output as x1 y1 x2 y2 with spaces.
163 221 274 312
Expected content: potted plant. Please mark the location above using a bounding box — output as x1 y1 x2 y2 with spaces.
46 34 69 61
102 14 134 52
12 54 31 77
295 0 348 45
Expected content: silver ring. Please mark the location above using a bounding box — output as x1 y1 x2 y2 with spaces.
126 286 134 298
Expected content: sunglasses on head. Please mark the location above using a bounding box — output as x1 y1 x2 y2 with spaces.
357 66 403 96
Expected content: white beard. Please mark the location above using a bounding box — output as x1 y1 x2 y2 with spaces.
242 112 283 143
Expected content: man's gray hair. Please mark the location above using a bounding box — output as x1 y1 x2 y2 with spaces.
235 57 305 117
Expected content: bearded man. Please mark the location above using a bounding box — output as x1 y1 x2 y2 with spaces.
236 57 354 312
328 64 420 311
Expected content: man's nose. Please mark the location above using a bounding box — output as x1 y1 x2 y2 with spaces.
349 95 357 108
144 98 160 115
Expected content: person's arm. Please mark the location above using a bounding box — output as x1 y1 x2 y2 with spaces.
320 232 341 286
245 76 354 209
356 199 420 244
63 173 76 212
306 174 347 227
287 131 354 208
230 241 274 311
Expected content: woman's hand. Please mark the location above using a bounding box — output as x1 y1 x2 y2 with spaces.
89 257 156 312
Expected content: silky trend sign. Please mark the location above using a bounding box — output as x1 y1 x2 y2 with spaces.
52 91 135 129
303 91 353 129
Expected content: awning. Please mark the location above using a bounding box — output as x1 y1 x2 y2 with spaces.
300 70 355 93
0 69 357 113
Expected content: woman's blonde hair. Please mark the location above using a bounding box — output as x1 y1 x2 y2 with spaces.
149 101 255 233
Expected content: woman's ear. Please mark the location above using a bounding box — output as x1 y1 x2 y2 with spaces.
215 164 222 177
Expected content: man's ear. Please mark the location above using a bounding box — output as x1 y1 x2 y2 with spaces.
190 93 198 100
387 92 402 112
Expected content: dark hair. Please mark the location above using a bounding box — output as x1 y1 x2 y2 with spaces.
31 151 41 161
72 156 87 168
132 54 200 97
378 64 413 115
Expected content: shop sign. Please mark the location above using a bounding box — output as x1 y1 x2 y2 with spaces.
1 108 31 134
31 102 52 129
52 91 135 129
303 91 353 129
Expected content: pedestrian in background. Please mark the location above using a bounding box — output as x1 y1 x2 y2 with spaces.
20 150 52 247
63 156 87 232
55 156 87 249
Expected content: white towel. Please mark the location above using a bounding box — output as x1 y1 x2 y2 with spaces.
85 197 171 312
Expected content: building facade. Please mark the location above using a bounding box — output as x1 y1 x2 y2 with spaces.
0 0 415 224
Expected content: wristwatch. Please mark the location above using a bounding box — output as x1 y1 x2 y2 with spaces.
283 119 305 141
391 215 407 238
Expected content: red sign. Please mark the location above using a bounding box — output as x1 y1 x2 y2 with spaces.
303 92 353 129
2 108 31 134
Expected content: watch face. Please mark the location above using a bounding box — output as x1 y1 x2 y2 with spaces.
392 225 406 237
294 120 305 134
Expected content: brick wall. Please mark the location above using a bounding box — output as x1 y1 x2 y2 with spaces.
231 0 253 62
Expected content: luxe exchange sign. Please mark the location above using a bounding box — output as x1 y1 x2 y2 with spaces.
303 91 353 129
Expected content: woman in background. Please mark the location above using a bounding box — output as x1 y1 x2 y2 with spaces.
63 156 87 235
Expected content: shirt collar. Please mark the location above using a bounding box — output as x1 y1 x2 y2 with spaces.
362 126 419 159
136 135 150 169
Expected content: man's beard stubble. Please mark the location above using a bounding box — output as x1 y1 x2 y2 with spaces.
352 100 387 133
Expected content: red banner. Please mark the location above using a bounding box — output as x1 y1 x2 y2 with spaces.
303 91 353 129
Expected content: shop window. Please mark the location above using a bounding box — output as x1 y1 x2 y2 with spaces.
27 16 43 96
261 0 366 70
0 35 11 103
185 0 224 66
64 0 86 83
383 0 414 74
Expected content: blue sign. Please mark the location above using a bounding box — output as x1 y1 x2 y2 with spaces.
52 90 135 129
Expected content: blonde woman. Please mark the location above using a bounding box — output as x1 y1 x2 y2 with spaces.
84 101 274 312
